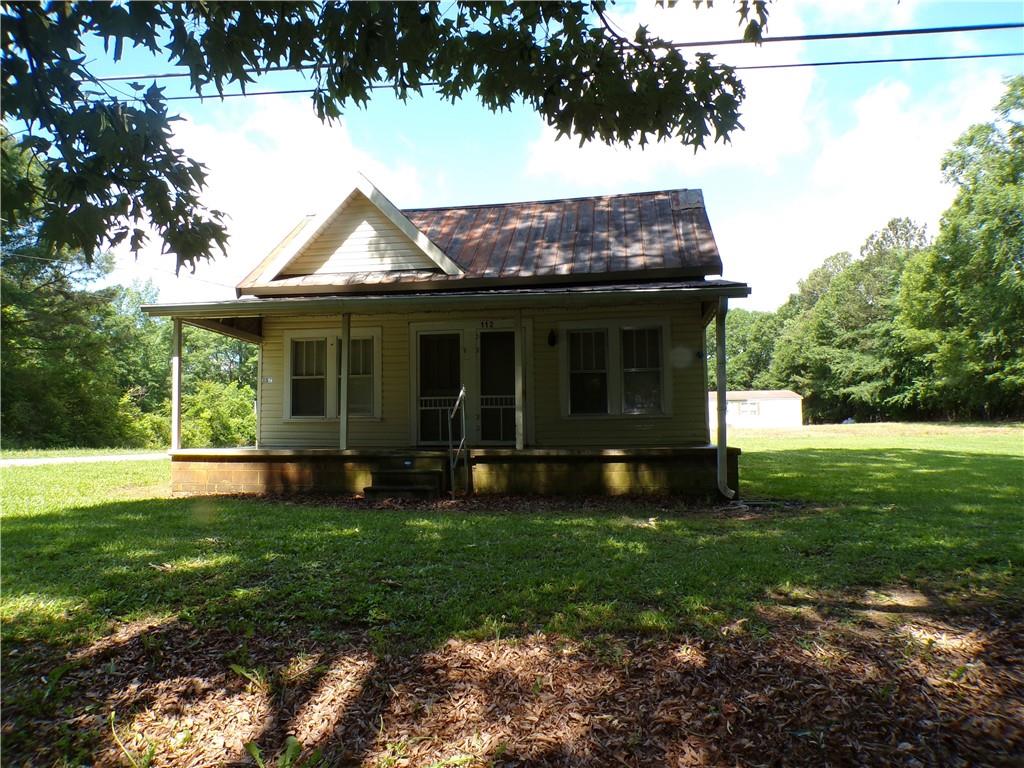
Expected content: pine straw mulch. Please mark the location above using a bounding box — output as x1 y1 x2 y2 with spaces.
3 595 1022 768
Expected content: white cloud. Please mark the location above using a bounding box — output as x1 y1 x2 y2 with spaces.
524 1 817 187
108 96 424 303
714 68 1008 310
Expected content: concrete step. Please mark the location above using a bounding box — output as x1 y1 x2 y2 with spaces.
363 484 439 500
371 469 444 495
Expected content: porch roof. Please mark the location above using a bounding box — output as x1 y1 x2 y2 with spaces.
142 278 750 328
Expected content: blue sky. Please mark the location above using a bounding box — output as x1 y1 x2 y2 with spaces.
94 1 1023 310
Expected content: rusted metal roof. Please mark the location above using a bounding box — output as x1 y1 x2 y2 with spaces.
403 188 720 279
239 188 725 297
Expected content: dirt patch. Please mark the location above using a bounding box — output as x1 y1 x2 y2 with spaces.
3 607 1021 767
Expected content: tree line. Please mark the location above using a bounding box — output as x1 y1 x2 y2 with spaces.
1 129 257 449
708 77 1023 423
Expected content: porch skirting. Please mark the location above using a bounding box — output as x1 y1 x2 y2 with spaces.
169 447 740 498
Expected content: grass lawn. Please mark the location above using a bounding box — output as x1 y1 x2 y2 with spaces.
1 423 1021 767
0 446 167 460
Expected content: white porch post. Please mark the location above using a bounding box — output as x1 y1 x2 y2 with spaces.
339 312 351 450
171 318 182 450
715 297 735 499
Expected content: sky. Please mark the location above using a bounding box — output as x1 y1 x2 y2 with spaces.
93 1 1024 311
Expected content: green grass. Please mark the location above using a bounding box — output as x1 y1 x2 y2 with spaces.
0 447 165 460
1 423 1021 654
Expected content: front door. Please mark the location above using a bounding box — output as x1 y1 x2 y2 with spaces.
418 332 462 444
478 330 516 444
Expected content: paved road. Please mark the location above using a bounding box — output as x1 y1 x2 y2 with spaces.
0 453 168 467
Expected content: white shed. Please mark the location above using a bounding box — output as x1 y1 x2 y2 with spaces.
708 390 803 429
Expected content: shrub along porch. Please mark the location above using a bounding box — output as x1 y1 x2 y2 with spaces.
144 176 748 497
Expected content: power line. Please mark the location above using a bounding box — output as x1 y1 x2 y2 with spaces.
669 21 1024 48
735 50 1024 71
87 51 1024 104
90 22 1024 84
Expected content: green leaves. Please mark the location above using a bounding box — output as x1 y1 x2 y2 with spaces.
1 1 765 271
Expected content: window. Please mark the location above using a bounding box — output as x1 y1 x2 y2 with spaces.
283 327 381 421
341 336 375 417
568 330 608 414
621 327 662 414
739 400 759 416
291 338 326 417
561 318 671 418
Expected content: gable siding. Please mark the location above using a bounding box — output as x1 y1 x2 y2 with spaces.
257 304 710 450
282 194 438 276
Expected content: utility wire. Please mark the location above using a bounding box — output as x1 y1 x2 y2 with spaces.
86 51 1024 104
669 21 1024 48
90 21 1024 83
735 50 1024 71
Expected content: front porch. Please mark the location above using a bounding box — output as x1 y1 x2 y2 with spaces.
170 446 740 498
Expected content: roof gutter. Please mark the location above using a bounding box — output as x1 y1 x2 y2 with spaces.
142 283 751 318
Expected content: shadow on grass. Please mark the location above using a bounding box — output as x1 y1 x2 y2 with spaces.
2 447 1022 765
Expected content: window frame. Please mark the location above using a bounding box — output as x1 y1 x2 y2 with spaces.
338 327 382 420
559 317 672 419
284 333 333 420
566 328 611 416
282 326 382 421
620 325 665 416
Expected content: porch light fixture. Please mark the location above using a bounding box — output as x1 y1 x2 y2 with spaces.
548 329 558 347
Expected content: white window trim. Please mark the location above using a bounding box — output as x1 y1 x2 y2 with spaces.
283 330 336 421
620 324 666 416
339 327 382 420
559 317 673 419
282 326 382 421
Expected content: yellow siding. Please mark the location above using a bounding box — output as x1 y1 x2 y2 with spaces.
528 303 710 447
258 304 710 449
259 314 412 448
281 193 438 276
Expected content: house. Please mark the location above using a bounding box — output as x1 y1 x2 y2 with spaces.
143 176 750 498
708 390 804 430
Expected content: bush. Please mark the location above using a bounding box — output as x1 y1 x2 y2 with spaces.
181 381 256 448
113 389 170 448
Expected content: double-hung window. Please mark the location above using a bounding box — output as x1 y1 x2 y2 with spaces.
563 320 669 417
621 327 663 414
290 338 326 417
568 329 608 414
285 327 381 420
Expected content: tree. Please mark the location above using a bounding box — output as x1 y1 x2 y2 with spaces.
770 219 929 422
894 76 1024 419
1 1 768 271
706 308 781 390
0 133 129 446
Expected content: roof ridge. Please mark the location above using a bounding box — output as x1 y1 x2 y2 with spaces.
402 187 701 213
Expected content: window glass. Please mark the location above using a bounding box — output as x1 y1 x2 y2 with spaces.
568 330 608 414
291 339 325 417
622 328 662 414
341 337 374 416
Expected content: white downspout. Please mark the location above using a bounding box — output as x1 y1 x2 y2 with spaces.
715 297 735 499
